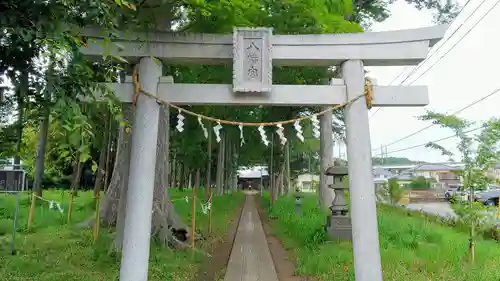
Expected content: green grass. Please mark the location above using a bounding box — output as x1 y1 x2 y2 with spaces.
264 194 500 281
0 189 244 281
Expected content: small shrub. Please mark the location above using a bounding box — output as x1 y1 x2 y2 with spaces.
410 176 431 189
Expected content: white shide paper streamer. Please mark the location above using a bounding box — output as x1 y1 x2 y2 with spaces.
311 115 320 139
276 124 287 146
239 124 245 147
258 126 270 146
294 120 304 142
176 109 185 132
213 122 223 143
197 116 208 139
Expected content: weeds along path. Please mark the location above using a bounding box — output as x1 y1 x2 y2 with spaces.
191 194 245 281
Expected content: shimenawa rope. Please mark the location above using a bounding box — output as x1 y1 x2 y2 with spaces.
131 67 374 126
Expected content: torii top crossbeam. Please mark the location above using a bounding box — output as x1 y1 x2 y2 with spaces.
81 26 447 108
81 25 447 66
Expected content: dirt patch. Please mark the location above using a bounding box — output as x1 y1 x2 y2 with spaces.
255 196 316 281
191 197 244 281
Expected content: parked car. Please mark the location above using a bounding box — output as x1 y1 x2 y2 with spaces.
444 184 463 200
473 186 500 206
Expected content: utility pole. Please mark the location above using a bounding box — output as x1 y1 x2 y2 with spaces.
380 144 384 164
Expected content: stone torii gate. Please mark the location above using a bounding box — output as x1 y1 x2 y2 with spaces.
81 25 446 281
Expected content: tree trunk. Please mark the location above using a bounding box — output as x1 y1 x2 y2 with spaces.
71 159 84 191
87 104 191 251
278 161 285 196
194 169 200 189
94 113 110 197
224 137 232 193
104 114 115 192
33 58 55 197
177 163 183 191
285 141 291 194
171 154 177 189
206 123 213 198
222 133 226 194
215 132 225 195
272 174 278 202
77 104 132 232
68 156 84 222
233 144 238 191
32 97 50 196
13 70 28 171
150 105 190 249
96 105 134 229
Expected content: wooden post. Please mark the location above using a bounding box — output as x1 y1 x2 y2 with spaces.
497 199 500 219
207 122 213 233
191 184 197 259
27 192 36 231
67 190 75 223
208 189 213 233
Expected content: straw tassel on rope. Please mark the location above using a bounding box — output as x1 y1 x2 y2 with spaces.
364 77 373 110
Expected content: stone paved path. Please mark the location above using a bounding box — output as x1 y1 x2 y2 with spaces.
224 194 279 281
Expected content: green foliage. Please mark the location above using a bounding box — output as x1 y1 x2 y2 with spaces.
0 189 244 280
388 178 405 204
263 194 500 280
420 111 500 260
405 0 461 24
409 176 431 189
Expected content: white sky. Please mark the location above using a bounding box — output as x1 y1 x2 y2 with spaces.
336 0 500 163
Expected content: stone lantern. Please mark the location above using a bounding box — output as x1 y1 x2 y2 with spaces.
294 188 303 215
325 165 352 241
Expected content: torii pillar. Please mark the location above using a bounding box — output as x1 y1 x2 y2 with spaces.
119 57 162 281
342 60 382 280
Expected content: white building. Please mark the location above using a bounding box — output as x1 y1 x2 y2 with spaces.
295 173 320 192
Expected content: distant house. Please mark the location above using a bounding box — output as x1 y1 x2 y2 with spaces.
294 173 319 192
410 164 462 188
372 168 393 189
391 173 414 188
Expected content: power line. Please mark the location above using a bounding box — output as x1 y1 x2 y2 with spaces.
405 0 500 86
369 0 475 119
397 0 478 86
373 0 500 149
374 126 483 156
376 86 500 150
